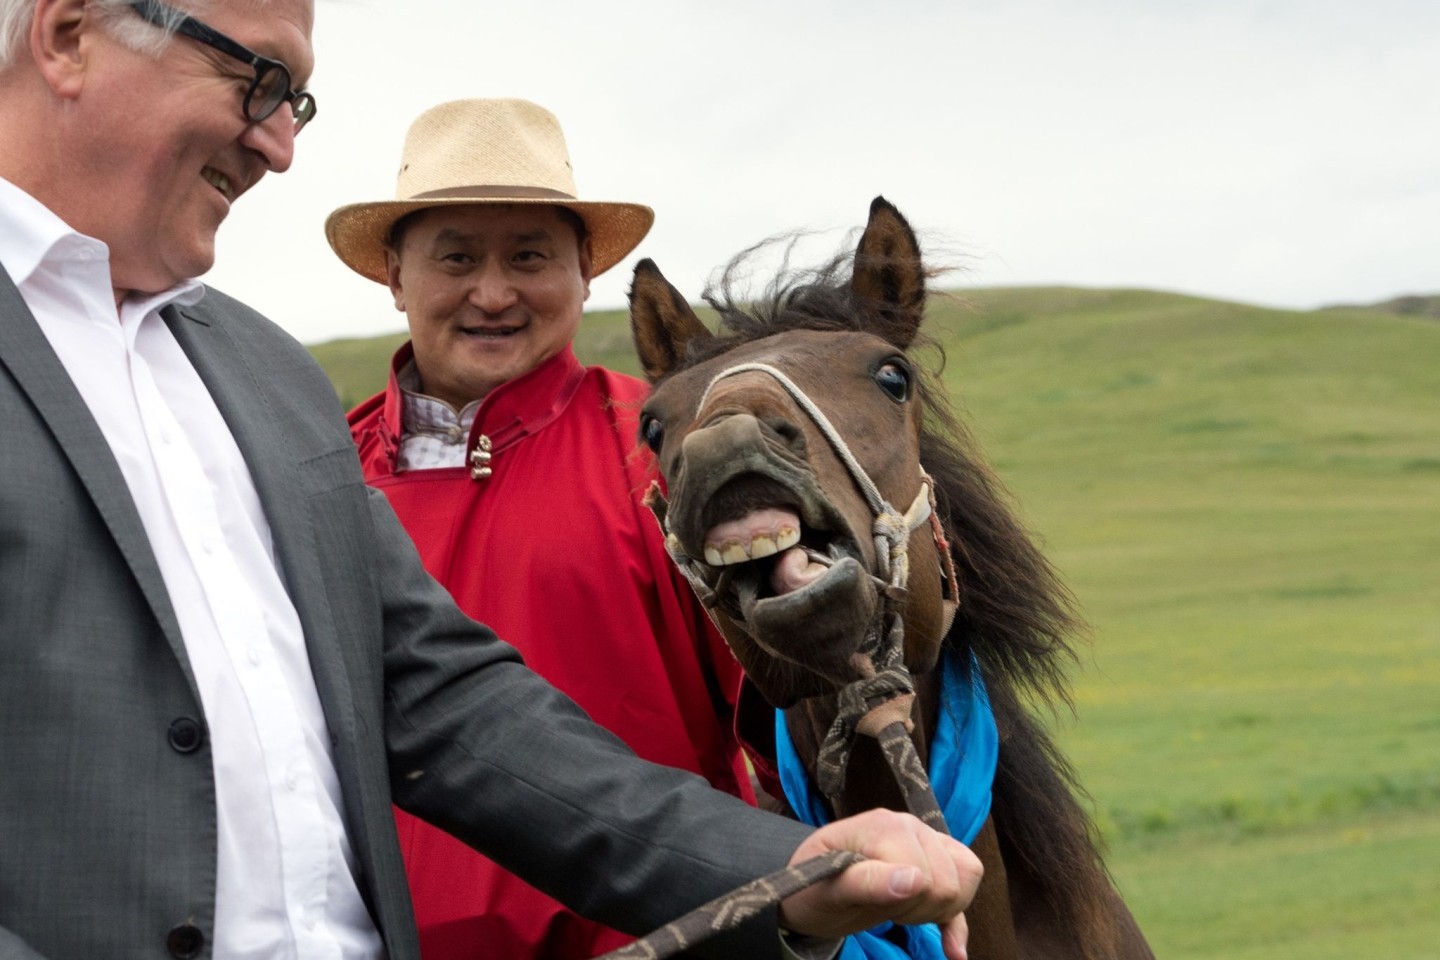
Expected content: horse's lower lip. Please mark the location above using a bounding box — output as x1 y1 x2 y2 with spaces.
706 539 855 614
735 555 880 670
737 550 851 613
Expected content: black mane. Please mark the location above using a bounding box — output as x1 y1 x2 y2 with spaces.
691 242 932 362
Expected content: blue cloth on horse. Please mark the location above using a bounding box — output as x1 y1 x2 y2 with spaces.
774 649 998 960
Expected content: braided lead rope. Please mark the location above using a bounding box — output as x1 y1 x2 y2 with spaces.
592 724 946 960
814 641 911 801
593 711 947 960
873 719 949 832
594 850 866 960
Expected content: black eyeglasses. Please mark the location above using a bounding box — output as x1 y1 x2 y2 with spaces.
128 0 317 133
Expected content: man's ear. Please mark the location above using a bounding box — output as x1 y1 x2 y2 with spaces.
578 235 594 303
383 247 406 312
31 0 93 99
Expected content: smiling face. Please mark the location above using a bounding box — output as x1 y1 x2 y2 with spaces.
49 0 314 296
384 204 594 409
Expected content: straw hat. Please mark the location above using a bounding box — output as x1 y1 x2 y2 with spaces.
325 98 654 284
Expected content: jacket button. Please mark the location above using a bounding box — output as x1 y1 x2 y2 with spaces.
167 718 204 754
166 923 204 959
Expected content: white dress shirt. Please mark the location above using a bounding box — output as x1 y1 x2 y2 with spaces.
0 176 384 960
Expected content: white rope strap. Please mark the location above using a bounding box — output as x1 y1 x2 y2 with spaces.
698 363 891 518
697 362 933 587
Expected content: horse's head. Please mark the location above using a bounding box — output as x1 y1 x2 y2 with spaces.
629 198 952 709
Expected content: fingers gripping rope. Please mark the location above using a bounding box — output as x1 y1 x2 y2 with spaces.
595 850 867 960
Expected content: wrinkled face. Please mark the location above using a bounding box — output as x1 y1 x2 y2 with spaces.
385 205 594 409
73 0 314 294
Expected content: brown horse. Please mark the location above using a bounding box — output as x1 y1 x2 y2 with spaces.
626 198 1153 960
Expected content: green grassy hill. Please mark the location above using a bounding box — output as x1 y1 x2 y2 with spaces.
309 287 1440 959
932 289 1439 959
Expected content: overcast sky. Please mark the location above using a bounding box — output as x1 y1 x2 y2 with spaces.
203 0 1440 345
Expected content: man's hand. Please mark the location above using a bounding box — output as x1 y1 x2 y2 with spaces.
777 809 982 960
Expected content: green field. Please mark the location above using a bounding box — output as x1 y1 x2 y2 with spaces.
309 287 1440 959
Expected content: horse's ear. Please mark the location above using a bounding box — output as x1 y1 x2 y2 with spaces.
629 258 712 383
851 196 925 349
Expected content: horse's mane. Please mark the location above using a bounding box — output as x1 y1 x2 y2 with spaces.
688 242 1124 958
696 240 1080 703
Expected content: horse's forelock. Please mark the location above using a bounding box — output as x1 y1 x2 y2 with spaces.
684 238 937 365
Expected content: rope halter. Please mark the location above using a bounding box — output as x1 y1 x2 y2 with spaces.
647 360 962 807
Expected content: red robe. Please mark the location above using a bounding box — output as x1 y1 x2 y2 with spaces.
348 344 753 960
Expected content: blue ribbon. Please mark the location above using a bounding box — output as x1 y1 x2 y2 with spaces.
775 649 998 960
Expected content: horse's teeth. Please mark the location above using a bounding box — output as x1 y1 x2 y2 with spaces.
750 535 778 559
703 523 803 566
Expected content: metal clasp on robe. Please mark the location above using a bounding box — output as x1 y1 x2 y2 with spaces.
469 435 493 480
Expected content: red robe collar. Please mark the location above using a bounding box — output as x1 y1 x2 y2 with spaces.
372 342 588 477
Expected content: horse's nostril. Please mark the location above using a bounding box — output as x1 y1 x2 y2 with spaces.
762 416 807 454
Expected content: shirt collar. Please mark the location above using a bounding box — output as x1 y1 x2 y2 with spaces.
386 343 588 462
0 174 205 312
0 175 99 287
398 357 480 440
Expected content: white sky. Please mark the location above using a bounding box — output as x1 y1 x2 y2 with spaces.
204 0 1440 345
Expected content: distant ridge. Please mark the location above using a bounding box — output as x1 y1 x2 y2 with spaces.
1324 293 1440 318
308 285 1437 409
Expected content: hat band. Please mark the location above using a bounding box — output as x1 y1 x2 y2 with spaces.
404 185 579 202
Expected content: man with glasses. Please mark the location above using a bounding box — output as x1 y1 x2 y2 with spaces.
0 2 981 959
127 0 317 131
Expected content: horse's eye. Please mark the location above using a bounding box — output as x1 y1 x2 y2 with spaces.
640 415 665 452
874 362 911 403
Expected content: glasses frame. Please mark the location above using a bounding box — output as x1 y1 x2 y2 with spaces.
127 0 316 132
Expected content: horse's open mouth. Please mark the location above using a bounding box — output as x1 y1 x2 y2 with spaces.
680 475 877 655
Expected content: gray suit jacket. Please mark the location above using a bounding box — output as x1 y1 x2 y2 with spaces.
0 270 810 960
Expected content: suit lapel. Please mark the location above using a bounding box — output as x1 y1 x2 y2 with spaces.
163 302 359 745
0 267 196 688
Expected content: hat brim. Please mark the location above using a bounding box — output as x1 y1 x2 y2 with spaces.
325 197 655 285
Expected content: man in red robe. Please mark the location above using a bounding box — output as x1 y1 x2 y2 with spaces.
327 99 754 959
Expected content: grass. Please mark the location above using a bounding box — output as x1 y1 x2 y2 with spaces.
938 288 1440 958
1113 808 1440 960
307 285 1440 959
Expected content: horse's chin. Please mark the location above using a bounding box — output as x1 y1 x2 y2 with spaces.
723 551 880 684
668 466 880 689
